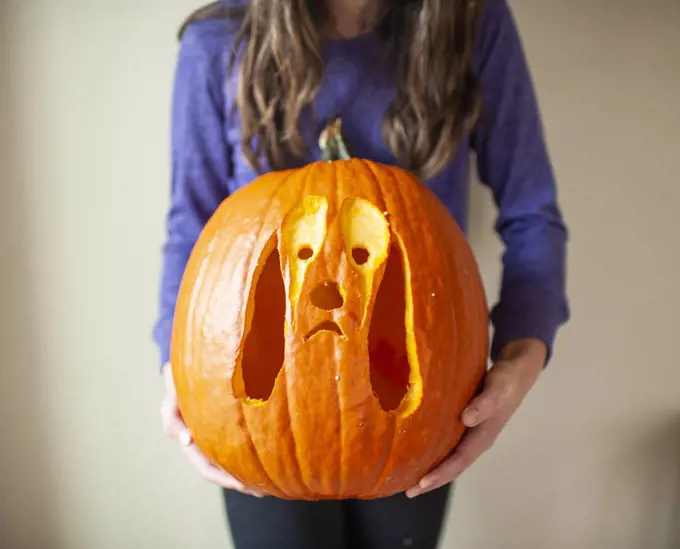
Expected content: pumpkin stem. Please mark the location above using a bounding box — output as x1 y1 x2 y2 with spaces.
319 117 352 162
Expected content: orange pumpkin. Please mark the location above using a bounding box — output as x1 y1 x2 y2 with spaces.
171 119 489 500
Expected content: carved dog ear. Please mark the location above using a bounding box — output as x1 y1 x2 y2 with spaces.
365 231 422 416
339 197 391 325
338 197 422 416
280 195 329 312
232 233 286 403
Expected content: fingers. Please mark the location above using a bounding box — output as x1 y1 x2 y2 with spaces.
446 419 503 476
407 354 544 499
181 443 265 498
160 390 189 441
160 363 264 498
461 367 516 427
160 362 184 438
160 363 192 444
161 399 263 496
406 419 503 498
162 361 176 395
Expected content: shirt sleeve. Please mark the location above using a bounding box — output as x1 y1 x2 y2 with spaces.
471 0 570 363
152 22 233 367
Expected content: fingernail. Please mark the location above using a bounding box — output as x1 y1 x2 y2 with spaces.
178 430 192 447
463 408 479 426
419 477 432 489
406 485 422 498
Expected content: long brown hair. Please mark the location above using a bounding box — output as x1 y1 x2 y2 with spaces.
180 0 484 181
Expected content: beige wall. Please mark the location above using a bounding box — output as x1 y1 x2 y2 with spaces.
1 1 678 548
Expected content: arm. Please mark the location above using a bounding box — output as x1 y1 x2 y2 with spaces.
472 0 570 363
407 0 569 497
152 21 234 367
155 21 263 496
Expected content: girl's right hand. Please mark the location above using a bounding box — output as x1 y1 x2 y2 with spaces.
160 362 265 497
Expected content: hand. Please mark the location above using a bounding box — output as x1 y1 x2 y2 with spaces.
160 362 265 497
406 338 547 498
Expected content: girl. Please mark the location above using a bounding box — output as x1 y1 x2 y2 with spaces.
156 1 569 547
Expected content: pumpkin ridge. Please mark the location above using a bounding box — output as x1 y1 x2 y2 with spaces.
233 173 294 401
421 177 471 469
396 166 471 475
364 162 424 418
333 160 344 497
396 168 454 467
335 160 390 497
172 196 241 472
230 237 284 494
280 368 313 498
378 168 417 492
421 181 489 471
357 160 400 495
236 173 300 494
280 165 320 497
382 169 424 418
238 406 282 495
401 170 455 472
188 201 245 466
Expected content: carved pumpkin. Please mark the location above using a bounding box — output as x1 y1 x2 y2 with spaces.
171 119 489 500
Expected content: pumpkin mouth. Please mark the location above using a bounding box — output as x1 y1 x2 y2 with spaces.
304 320 344 341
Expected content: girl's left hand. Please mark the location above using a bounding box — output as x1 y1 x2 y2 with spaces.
405 338 547 498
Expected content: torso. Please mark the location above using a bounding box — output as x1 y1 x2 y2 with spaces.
209 17 474 232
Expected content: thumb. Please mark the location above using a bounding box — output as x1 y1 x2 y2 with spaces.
162 362 177 396
461 366 515 427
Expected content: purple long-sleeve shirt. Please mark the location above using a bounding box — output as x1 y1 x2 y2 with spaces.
153 0 569 367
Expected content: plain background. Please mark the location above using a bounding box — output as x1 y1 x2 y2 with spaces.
1 1 678 548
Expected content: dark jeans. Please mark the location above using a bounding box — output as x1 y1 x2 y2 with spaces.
223 484 452 549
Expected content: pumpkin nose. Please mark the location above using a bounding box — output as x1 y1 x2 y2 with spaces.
310 281 344 311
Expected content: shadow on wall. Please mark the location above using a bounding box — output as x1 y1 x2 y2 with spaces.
599 415 680 549
0 6 58 547
635 416 680 549
672 422 680 549
452 158 680 549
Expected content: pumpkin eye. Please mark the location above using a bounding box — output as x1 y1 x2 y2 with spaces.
352 247 370 266
298 246 314 261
